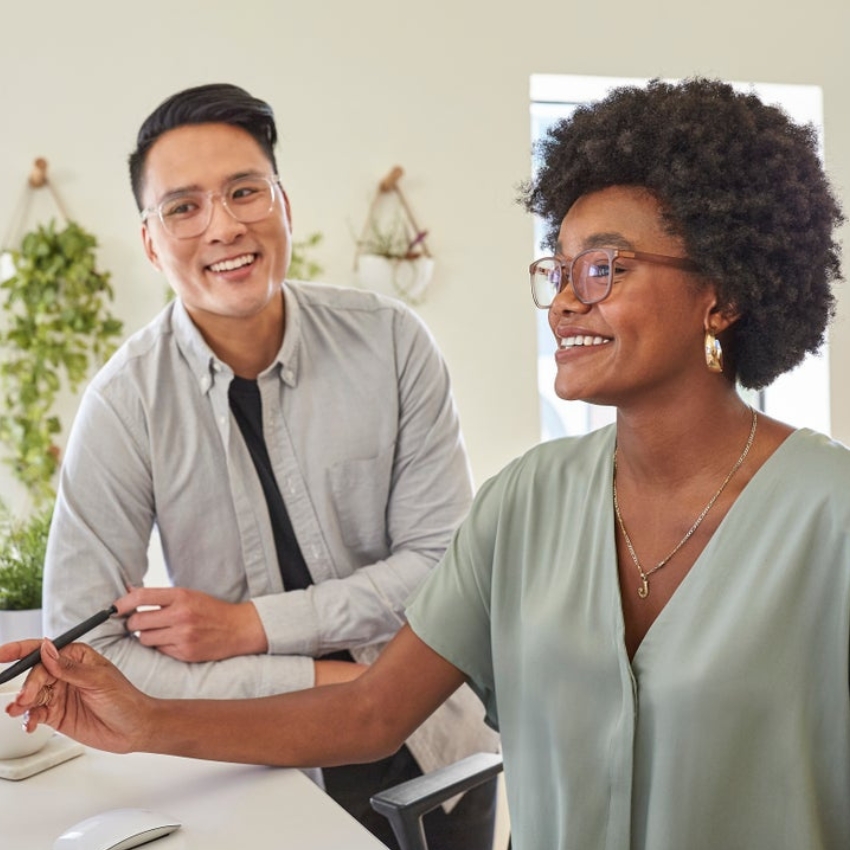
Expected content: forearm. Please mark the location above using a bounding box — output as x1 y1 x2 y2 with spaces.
145 680 398 767
92 627 315 697
135 627 464 768
127 627 464 767
256 548 434 656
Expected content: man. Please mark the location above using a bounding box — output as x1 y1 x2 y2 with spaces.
43 83 498 849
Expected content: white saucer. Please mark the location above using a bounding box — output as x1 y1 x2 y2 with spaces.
0 734 85 781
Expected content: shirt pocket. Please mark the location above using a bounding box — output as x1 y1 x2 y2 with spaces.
328 445 395 556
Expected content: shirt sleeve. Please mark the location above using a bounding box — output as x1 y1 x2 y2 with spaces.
43 383 318 698
406 463 514 732
255 305 475 657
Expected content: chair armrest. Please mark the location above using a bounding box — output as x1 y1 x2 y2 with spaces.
370 751 503 850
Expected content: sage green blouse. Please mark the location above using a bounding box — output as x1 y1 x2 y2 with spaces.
407 426 850 850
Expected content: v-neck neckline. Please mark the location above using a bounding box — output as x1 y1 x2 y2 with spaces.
614 427 807 666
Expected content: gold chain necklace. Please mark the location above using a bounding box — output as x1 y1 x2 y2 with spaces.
612 407 758 599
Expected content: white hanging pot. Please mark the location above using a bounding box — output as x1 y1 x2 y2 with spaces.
355 254 434 306
0 250 16 283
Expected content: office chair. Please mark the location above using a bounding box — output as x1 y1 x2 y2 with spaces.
370 751 506 850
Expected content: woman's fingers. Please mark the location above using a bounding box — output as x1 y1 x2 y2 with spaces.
8 639 150 754
0 638 43 665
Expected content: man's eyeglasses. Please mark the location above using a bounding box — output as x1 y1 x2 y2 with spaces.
529 248 699 309
140 174 281 239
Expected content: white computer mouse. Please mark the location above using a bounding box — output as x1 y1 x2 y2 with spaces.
52 807 182 850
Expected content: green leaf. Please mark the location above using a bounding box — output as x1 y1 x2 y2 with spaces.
0 219 124 505
0 504 53 610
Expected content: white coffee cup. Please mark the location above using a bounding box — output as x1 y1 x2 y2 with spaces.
0 670 53 760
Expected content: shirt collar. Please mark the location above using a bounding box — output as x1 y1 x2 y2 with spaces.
170 286 301 394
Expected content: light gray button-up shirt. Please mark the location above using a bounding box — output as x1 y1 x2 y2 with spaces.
44 280 498 773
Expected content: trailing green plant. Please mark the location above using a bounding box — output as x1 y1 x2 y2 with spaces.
289 231 325 281
0 503 52 610
0 219 124 506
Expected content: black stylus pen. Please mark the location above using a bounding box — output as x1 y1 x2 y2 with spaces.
0 604 117 686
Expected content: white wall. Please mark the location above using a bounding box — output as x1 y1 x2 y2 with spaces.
1 0 849 497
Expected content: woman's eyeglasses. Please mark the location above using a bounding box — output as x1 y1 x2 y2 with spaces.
529 248 699 308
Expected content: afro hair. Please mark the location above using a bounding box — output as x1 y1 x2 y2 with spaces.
521 77 844 389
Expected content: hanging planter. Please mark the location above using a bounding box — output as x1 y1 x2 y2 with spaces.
355 253 435 306
0 158 124 504
354 166 434 306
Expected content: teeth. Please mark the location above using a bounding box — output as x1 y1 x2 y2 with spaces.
209 254 255 272
560 335 610 348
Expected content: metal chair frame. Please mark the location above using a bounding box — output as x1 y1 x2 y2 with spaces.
370 752 505 850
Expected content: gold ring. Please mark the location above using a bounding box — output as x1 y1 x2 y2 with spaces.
39 684 54 708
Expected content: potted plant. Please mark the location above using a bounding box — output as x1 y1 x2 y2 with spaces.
354 218 434 306
354 166 435 306
0 504 51 642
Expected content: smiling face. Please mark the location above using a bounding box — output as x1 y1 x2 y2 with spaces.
549 185 726 409
140 122 292 341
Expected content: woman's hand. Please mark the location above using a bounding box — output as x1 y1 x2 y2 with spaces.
1 638 155 754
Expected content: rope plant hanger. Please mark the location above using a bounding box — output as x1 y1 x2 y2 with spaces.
2 158 71 253
354 166 434 306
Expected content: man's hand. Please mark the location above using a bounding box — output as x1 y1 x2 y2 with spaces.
1 638 153 754
115 587 268 662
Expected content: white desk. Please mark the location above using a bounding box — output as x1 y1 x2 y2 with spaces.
0 741 389 848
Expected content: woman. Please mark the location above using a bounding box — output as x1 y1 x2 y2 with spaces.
4 78 848 849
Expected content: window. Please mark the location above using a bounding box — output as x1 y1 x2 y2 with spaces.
530 74 830 441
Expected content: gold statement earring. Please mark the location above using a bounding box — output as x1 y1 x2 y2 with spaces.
704 328 723 373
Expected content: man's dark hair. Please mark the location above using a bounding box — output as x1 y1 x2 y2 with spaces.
128 83 278 210
521 77 844 389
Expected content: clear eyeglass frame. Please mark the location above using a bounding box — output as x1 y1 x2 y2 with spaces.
529 247 699 309
140 174 281 239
